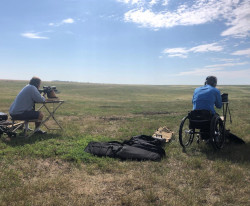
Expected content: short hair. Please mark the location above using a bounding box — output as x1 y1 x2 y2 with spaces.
205 76 217 87
29 77 41 89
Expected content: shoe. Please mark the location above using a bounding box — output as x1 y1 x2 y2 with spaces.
35 129 47 134
24 128 33 132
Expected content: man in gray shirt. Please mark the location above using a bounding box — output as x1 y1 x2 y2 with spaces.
9 77 46 134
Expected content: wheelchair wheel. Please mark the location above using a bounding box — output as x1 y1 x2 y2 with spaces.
179 116 194 148
210 116 225 150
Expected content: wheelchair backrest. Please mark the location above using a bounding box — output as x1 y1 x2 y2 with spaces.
188 110 213 121
188 110 213 129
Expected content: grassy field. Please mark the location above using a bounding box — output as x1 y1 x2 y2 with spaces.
0 80 249 206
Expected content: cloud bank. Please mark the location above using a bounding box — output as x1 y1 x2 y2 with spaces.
177 67 250 82
175 59 250 83
119 0 250 38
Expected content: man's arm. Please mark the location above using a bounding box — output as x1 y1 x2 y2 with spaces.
32 86 46 103
214 89 222 109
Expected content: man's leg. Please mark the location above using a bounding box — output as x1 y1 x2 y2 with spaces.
10 111 46 135
34 112 46 134
35 111 44 129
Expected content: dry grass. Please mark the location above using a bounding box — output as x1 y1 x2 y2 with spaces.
1 155 249 206
0 80 249 206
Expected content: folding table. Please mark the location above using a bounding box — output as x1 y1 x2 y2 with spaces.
36 99 64 130
23 99 65 138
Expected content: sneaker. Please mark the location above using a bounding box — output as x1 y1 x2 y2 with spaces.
34 129 47 134
24 128 33 132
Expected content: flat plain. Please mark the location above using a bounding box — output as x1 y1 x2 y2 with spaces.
0 80 249 206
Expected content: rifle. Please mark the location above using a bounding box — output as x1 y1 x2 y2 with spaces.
39 86 59 98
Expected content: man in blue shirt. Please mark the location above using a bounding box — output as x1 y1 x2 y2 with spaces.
9 77 46 134
192 76 222 114
192 76 222 140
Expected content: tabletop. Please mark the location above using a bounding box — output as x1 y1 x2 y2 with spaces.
37 99 65 104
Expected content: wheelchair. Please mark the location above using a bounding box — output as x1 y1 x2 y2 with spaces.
179 109 225 150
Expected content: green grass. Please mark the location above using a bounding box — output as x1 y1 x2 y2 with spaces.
0 80 249 206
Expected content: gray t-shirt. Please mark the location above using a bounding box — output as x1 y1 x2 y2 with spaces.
9 84 45 115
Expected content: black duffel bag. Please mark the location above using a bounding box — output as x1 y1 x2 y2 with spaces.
84 141 123 158
0 112 8 121
84 135 166 161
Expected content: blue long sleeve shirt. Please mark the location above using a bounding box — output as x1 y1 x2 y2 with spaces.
9 84 45 115
192 85 222 114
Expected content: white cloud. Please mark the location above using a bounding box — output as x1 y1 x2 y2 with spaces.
189 43 223 53
121 0 250 38
163 43 223 58
62 18 74 24
168 54 187 58
21 32 49 39
163 48 188 58
163 47 188 54
205 62 249 68
49 18 75 27
117 0 144 5
211 58 239 62
149 0 159 6
231 48 250 57
178 68 223 76
162 0 169 6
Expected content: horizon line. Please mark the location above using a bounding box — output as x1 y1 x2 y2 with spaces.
0 79 249 86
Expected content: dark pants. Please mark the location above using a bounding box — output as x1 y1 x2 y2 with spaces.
11 110 39 120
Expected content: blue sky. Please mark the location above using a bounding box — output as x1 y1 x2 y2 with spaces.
0 0 250 85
